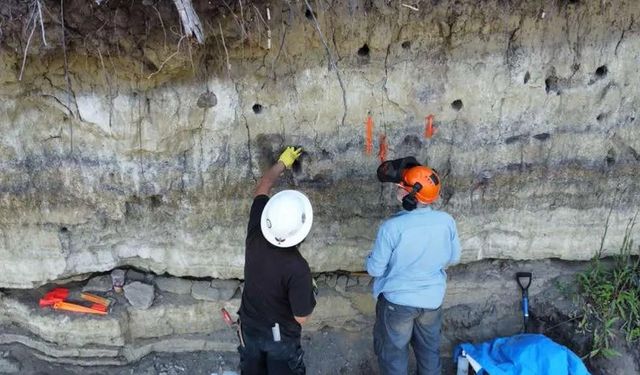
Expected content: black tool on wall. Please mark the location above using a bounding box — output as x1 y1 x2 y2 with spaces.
290 145 307 173
516 272 532 333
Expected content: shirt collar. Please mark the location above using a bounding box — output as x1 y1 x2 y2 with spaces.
395 206 433 216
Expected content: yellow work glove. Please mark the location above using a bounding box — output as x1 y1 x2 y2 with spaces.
278 146 302 169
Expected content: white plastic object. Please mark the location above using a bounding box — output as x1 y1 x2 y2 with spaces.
456 355 469 375
272 323 281 342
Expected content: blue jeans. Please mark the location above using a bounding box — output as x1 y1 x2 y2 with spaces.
374 294 442 375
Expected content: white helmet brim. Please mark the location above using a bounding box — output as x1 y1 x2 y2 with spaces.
260 190 313 248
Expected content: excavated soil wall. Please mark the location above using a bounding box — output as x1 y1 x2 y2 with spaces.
0 0 639 373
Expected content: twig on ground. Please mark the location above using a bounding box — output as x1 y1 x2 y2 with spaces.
401 3 419 11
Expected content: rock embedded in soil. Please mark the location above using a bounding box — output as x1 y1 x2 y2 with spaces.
210 280 240 300
155 277 193 295
124 282 155 310
191 281 220 301
82 275 113 293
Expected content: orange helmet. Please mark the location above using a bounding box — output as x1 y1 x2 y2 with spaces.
400 166 440 204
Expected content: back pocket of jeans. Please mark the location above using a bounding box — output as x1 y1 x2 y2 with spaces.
417 307 442 327
384 306 414 348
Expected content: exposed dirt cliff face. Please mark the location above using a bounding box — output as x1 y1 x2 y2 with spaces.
1 0 638 288
1 1 639 373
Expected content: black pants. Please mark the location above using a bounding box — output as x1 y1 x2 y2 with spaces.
238 325 305 375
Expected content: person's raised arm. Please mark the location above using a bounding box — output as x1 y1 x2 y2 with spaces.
254 147 302 197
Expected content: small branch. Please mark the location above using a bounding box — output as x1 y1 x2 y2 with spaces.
36 0 47 46
222 0 248 40
219 21 231 73
262 21 287 87
18 17 36 81
401 3 419 11
252 4 271 49
146 36 186 79
151 4 168 52
187 38 195 73
97 46 107 83
39 93 73 116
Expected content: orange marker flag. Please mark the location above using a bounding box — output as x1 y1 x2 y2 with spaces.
365 115 373 155
425 114 436 138
53 301 108 315
378 134 388 162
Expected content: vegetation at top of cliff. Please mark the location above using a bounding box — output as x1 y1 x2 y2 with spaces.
575 214 640 358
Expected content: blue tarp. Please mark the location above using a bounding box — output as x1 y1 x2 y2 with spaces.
453 334 590 375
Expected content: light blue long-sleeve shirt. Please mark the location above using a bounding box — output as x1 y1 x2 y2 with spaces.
365 206 461 309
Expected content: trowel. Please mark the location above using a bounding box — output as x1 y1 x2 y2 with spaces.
221 308 245 347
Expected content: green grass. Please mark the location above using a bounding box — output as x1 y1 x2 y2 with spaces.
575 215 639 359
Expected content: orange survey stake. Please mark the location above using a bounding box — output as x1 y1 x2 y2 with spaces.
81 292 111 307
365 115 373 155
53 301 108 315
425 114 436 138
39 288 69 307
378 134 388 162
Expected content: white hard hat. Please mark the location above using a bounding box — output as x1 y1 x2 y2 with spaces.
260 190 313 248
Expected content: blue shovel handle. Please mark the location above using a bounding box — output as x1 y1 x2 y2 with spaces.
516 272 532 332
